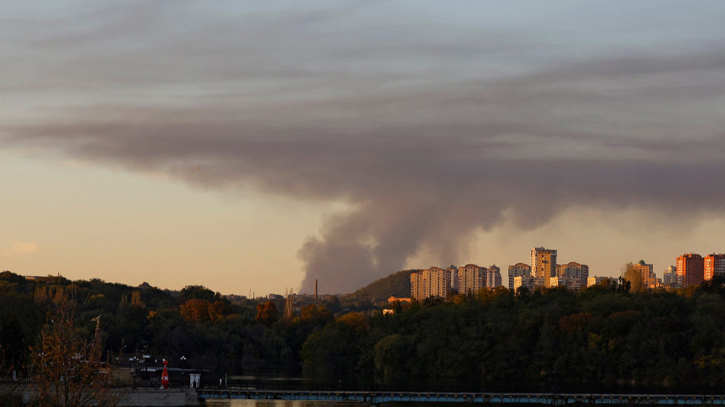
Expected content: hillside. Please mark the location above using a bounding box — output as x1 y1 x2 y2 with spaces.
343 269 416 303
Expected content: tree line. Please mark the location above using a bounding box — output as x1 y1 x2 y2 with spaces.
3 270 725 394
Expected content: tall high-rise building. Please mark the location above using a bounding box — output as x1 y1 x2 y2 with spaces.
410 270 425 300
677 253 704 287
429 267 452 298
704 254 725 281
486 265 502 288
457 264 486 294
662 266 678 287
448 265 459 292
410 267 452 300
531 247 557 287
508 263 531 289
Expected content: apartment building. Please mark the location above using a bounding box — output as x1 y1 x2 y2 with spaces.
662 266 678 287
486 265 502 288
508 263 531 289
532 247 557 287
633 261 660 289
410 267 452 300
457 264 486 294
677 253 704 287
557 262 589 290
704 254 725 281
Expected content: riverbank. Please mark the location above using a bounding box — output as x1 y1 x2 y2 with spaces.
117 388 198 406
0 384 199 406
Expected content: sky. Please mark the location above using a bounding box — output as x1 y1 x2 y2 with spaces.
2 0 725 295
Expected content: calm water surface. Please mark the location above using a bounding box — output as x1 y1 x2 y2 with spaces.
207 401 366 407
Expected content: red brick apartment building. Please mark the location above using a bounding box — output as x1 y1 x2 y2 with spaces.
677 253 704 286
704 253 725 281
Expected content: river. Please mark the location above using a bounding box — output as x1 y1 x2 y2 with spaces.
206 401 366 407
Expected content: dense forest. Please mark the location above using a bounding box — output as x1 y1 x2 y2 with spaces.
3 270 725 393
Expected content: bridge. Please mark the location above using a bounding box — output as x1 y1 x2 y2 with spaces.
197 390 725 406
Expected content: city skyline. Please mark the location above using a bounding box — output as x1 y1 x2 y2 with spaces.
2 1 725 295
10 245 724 296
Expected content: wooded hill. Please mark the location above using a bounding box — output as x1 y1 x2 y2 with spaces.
341 269 415 304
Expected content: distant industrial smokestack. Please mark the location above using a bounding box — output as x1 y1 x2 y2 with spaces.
315 279 318 301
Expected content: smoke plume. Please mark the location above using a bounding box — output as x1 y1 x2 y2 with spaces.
2 1 725 292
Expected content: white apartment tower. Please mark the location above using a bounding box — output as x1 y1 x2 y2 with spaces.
457 264 486 294
410 267 452 300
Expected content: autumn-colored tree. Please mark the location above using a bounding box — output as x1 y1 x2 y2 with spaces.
336 312 367 331
130 291 145 309
621 262 644 293
179 299 210 323
299 304 332 325
30 299 119 407
208 300 227 322
255 301 278 326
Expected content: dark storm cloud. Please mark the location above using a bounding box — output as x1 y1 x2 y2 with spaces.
3 0 725 292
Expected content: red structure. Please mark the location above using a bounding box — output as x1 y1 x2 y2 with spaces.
677 253 704 287
704 254 725 281
161 360 169 389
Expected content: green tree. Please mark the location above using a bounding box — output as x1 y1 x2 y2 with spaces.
0 318 28 374
374 334 412 378
180 285 217 302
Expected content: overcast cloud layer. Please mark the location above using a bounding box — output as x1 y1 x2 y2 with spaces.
2 0 725 293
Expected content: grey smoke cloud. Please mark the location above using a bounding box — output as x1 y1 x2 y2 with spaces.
2 0 725 292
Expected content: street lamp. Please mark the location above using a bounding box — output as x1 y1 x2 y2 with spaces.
179 356 187 387
140 356 149 387
129 356 138 388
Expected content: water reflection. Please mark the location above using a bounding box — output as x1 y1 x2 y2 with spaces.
207 400 366 407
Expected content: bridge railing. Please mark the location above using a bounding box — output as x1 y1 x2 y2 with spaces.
196 390 725 405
